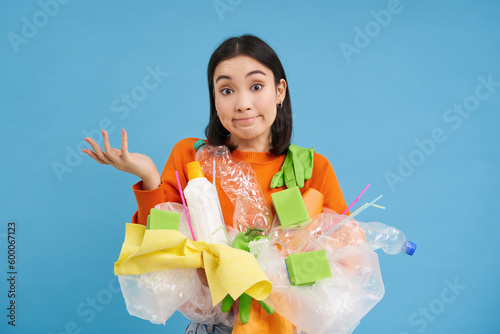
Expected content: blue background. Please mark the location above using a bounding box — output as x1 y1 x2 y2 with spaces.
1 0 499 333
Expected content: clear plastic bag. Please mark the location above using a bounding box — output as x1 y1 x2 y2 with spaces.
256 209 400 333
118 269 196 325
119 268 237 326
249 238 384 334
118 202 236 325
178 271 237 326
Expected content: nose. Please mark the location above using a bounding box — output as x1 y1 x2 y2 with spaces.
235 91 252 112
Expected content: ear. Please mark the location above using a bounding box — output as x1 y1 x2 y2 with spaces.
276 78 287 103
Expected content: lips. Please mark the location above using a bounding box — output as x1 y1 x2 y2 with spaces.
233 115 261 122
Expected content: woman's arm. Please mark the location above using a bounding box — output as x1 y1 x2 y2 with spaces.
130 138 200 225
307 153 349 215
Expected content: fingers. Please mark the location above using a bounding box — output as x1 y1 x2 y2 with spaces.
110 148 122 155
221 294 235 313
292 153 305 188
238 293 253 324
283 153 296 188
258 300 274 315
81 148 109 165
101 130 118 163
120 128 130 159
270 168 284 188
83 136 114 165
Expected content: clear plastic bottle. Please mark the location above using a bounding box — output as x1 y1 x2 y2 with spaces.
193 140 234 183
358 221 416 255
193 140 273 233
183 161 229 245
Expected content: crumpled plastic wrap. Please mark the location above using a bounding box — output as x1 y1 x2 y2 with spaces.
195 144 273 233
119 268 237 326
118 269 195 325
178 271 237 326
250 232 385 334
269 209 369 256
117 202 237 326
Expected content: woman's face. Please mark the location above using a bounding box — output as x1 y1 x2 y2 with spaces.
213 55 286 152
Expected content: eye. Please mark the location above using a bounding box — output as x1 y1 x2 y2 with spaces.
220 88 233 95
251 83 263 91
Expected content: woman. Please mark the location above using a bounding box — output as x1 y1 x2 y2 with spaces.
83 34 349 334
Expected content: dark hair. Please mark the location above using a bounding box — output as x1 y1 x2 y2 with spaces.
205 34 292 155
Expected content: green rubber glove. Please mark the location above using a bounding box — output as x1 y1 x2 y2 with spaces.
220 228 273 324
270 144 315 189
221 293 273 324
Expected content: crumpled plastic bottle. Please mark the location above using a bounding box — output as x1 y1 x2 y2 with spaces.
193 140 273 233
358 221 416 255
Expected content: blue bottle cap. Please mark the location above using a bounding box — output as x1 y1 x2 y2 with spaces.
403 241 416 256
193 139 206 151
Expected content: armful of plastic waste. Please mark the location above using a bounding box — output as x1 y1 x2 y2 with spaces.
115 198 416 333
114 142 417 333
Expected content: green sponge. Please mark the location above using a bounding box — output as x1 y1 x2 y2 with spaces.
271 186 309 226
285 250 332 286
147 208 180 231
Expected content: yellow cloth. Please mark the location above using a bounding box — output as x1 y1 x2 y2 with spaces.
114 224 272 306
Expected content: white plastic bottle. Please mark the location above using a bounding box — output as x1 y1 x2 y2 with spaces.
358 221 416 255
183 161 229 245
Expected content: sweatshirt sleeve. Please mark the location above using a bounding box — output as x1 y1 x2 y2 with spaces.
130 138 198 226
308 153 349 215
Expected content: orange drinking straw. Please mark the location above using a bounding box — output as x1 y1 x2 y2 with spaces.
175 170 196 241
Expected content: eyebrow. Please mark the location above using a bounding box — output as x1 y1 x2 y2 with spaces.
215 70 267 84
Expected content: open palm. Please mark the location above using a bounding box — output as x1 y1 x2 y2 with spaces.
82 129 160 184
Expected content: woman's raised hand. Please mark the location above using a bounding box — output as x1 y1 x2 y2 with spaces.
82 129 161 190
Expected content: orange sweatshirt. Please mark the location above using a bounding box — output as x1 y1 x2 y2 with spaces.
131 137 348 227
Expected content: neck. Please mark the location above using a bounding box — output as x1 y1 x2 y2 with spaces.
230 135 271 153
